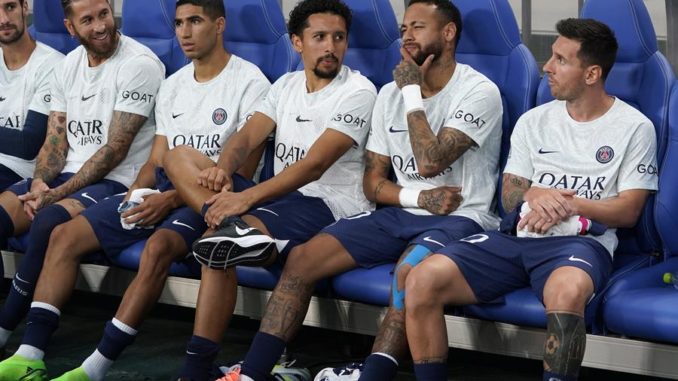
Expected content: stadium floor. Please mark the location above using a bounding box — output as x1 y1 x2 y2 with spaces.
0 284 669 381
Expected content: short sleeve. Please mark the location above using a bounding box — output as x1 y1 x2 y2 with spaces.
255 76 284 123
49 60 67 113
443 82 502 148
28 52 63 115
114 55 164 117
503 115 534 180
327 88 376 146
237 75 270 131
365 92 389 156
617 121 658 192
154 80 170 137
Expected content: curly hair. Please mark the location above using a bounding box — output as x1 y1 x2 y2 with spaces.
287 0 352 38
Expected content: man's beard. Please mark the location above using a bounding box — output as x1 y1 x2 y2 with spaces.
0 21 25 45
410 40 444 65
75 25 119 59
312 54 340 79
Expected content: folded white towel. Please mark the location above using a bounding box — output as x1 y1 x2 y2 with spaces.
118 188 160 230
517 202 585 238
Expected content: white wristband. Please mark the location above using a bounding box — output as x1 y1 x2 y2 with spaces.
402 84 424 114
399 188 421 208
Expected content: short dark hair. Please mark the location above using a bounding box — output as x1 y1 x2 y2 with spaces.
407 0 463 47
61 0 111 17
176 0 225 20
287 0 352 38
556 18 618 79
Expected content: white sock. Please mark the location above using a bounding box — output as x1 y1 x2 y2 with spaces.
111 318 138 335
0 327 12 348
15 345 44 361
240 375 255 381
81 349 113 381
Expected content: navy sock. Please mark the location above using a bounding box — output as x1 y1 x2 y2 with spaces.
0 205 70 331
0 206 13 250
360 353 398 381
413 362 447 381
241 332 286 381
543 371 576 381
22 306 59 351
200 203 210 217
97 320 136 361
178 335 221 381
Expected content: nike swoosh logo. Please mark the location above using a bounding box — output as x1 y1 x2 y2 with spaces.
423 236 445 247
235 225 255 235
14 273 28 284
81 192 97 203
81 94 96 101
568 255 592 268
538 148 558 154
172 219 196 231
389 126 408 133
172 113 184 119
296 115 311 123
256 207 279 216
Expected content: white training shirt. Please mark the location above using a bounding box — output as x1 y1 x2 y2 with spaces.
367 63 503 230
0 42 63 178
155 55 270 162
256 65 377 219
504 98 659 256
51 35 164 187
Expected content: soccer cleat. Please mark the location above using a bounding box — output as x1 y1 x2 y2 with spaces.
215 363 240 381
0 355 47 381
272 362 311 381
192 216 275 269
50 367 91 381
312 363 363 381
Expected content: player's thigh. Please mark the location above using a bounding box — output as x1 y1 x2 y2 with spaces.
0 190 31 233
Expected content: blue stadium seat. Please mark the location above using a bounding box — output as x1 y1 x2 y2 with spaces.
342 0 401 89
465 0 675 332
331 0 540 306
601 81 678 343
28 0 79 54
121 0 188 76
223 0 299 83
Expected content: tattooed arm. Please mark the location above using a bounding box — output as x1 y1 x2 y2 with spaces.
501 173 531 214
407 111 476 178
393 59 476 178
38 111 148 208
363 150 400 205
33 111 69 183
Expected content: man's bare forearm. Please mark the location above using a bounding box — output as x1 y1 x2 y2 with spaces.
33 112 69 183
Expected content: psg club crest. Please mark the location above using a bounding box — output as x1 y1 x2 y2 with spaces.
212 108 227 125
596 146 614 164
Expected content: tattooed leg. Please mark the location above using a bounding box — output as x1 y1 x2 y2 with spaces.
543 312 586 380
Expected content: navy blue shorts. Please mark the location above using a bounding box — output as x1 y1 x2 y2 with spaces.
0 164 22 192
7 173 127 208
437 231 613 303
81 173 257 257
323 207 483 268
247 191 335 258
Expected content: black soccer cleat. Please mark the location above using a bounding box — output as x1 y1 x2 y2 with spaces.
192 216 275 269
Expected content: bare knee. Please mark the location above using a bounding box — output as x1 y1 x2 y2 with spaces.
283 244 319 283
162 145 195 170
404 261 445 312
139 232 185 274
543 267 594 313
45 223 85 262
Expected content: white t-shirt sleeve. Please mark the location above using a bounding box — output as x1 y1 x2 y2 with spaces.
28 53 62 115
617 121 658 192
49 61 67 113
365 92 389 156
154 80 169 137
255 76 283 123
443 82 502 148
114 55 163 117
327 88 376 145
503 116 534 180
237 77 270 131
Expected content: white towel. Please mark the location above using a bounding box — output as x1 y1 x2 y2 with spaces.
516 202 583 238
118 188 160 230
